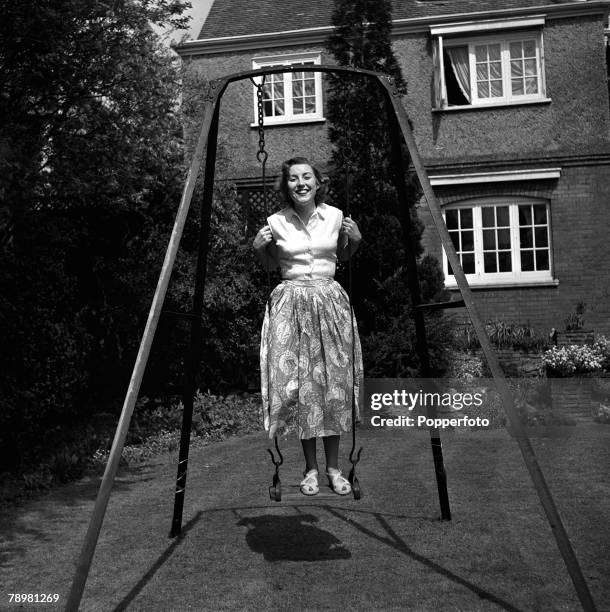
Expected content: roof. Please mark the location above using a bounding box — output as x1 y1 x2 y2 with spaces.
197 0 596 40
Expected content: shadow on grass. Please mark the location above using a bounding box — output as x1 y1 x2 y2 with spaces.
106 504 435 610
105 501 523 611
324 505 525 612
236 513 351 562
113 510 204 612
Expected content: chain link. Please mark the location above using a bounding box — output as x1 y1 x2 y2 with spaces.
251 77 268 165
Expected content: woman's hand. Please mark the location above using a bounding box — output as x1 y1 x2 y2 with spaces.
341 216 362 244
253 225 273 250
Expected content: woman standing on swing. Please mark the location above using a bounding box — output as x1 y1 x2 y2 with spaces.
253 156 363 496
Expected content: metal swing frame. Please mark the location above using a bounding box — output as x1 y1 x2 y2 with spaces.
66 66 597 612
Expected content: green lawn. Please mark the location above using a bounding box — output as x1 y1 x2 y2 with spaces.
1 423 608 611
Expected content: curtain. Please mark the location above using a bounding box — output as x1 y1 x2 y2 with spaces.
447 46 471 103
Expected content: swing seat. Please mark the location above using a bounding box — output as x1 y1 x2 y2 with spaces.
269 483 362 502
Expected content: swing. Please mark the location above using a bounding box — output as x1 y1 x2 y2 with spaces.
66 65 597 612
250 76 362 502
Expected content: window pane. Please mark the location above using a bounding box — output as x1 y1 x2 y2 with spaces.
450 232 460 249
498 252 512 272
460 209 473 228
483 229 496 250
462 230 474 251
536 250 549 270
482 207 495 227
275 100 284 115
293 81 303 97
496 206 509 226
490 62 502 79
523 40 536 57
521 250 534 271
519 205 532 225
497 228 511 249
476 63 489 80
304 80 315 96
525 78 538 94
490 80 503 97
293 97 304 114
462 253 475 274
478 81 490 98
488 44 501 61
512 79 525 96
484 252 497 273
520 227 533 248
535 227 548 247
305 97 316 113
509 41 522 59
524 59 537 77
446 210 458 229
533 204 547 224
511 59 523 77
475 45 488 62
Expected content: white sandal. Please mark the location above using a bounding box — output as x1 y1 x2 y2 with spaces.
300 469 319 495
326 468 351 495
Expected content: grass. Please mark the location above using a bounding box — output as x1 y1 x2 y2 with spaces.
1 417 608 611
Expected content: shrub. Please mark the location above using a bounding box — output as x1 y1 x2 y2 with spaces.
456 319 549 352
543 344 604 377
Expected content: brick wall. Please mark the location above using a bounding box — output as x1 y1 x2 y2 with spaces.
419 163 610 336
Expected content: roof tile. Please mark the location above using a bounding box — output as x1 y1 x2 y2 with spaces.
197 0 584 40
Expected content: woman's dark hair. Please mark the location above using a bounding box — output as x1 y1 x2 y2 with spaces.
276 156 329 206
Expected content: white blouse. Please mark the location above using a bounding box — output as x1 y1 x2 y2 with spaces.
267 203 347 280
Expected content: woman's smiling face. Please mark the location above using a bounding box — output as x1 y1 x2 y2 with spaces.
287 163 318 207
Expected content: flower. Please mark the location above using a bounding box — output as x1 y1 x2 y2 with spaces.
543 344 604 377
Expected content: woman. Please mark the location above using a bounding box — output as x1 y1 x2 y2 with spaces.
253 157 363 496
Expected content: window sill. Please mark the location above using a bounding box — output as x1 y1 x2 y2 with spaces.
250 116 326 128
445 278 559 290
433 98 551 112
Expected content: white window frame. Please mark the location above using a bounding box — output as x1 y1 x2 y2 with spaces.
442 197 555 288
251 52 324 126
431 18 549 110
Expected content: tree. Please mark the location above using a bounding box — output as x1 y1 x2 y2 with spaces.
326 0 450 374
0 0 193 468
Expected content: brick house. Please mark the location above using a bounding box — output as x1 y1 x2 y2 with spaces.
176 0 610 337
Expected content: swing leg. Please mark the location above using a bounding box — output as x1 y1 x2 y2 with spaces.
384 101 451 520
170 104 220 537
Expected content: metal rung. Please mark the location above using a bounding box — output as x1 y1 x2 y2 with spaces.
414 299 465 312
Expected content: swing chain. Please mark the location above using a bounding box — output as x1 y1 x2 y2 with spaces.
252 77 268 165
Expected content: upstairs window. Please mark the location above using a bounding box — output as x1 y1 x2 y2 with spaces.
443 197 554 287
432 19 548 109
252 53 324 125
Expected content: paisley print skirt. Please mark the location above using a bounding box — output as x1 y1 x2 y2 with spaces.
260 278 363 439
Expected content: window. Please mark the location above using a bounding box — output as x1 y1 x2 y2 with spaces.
252 53 324 125
432 19 548 109
442 198 554 286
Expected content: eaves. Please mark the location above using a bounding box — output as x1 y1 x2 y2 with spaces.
175 0 610 58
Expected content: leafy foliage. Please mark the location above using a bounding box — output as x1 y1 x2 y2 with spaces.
457 320 550 353
0 0 191 470
326 0 450 373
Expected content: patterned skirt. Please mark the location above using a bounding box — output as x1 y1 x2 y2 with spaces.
260 278 363 439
